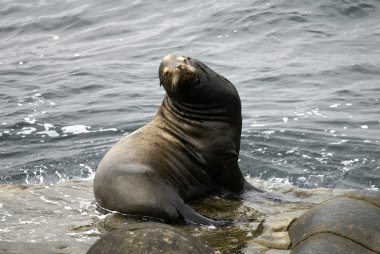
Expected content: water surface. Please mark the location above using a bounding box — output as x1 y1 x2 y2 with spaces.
1 0 380 190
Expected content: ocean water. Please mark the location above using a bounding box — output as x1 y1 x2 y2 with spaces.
1 0 379 190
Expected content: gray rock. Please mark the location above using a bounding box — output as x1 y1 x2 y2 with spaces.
289 192 380 254
0 241 91 254
291 233 376 254
87 222 213 254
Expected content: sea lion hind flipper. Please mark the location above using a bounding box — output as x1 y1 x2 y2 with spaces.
179 203 231 226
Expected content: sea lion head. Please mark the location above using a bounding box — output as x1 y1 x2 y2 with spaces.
159 55 199 97
158 55 239 108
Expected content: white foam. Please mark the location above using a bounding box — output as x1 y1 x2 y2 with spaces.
37 123 59 137
285 149 295 154
268 177 291 185
67 229 100 236
250 124 266 127
17 127 36 135
97 128 118 132
329 103 340 108
361 125 368 129
24 117 36 124
366 185 379 191
282 117 288 123
341 160 354 166
262 130 275 135
62 125 90 135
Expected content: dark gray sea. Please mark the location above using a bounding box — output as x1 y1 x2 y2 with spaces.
1 0 379 190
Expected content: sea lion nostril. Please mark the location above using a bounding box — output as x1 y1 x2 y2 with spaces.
163 67 169 75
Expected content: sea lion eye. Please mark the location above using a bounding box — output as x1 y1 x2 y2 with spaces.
177 65 183 70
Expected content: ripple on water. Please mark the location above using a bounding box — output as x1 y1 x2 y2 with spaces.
1 0 380 190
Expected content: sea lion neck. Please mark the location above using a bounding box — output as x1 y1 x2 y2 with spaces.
159 95 232 123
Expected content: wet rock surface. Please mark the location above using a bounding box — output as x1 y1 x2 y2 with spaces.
0 179 377 253
0 241 91 254
289 192 380 254
87 222 212 254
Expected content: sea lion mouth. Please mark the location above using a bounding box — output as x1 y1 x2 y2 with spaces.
159 55 198 95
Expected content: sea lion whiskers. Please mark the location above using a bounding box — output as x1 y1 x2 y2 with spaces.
171 69 180 94
170 63 197 94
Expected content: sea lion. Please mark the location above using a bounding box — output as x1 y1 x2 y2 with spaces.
93 55 260 224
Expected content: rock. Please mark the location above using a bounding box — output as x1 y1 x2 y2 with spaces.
253 231 290 249
289 191 380 254
86 222 212 254
249 210 306 250
291 233 377 254
0 241 91 254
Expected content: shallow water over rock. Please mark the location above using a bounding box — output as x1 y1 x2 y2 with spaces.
0 179 353 253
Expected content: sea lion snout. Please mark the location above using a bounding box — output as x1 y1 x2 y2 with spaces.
159 55 197 94
160 55 188 73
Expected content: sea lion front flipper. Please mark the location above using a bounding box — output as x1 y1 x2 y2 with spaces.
179 203 231 226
